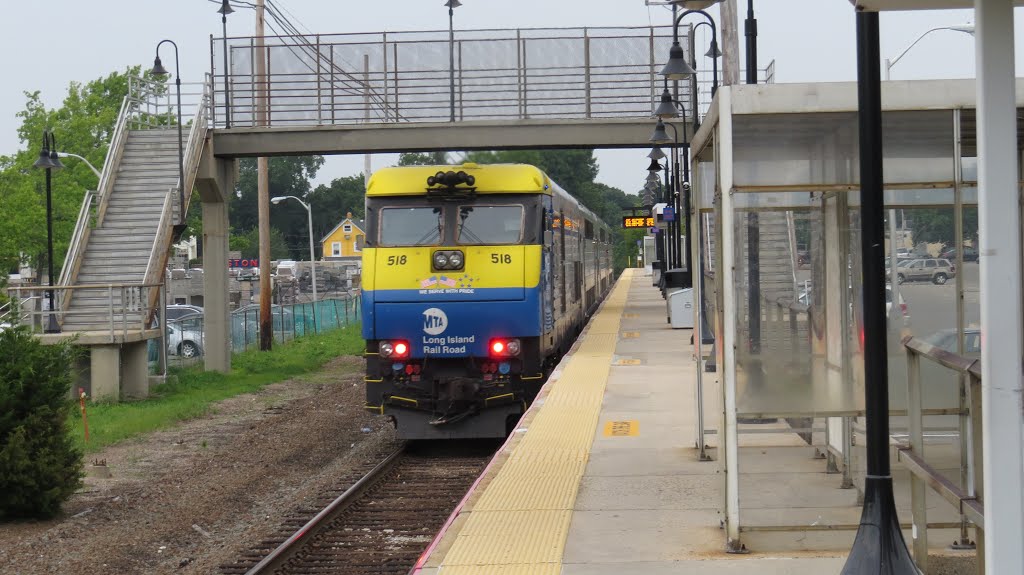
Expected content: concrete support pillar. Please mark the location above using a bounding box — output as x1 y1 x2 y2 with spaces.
203 199 231 373
196 146 235 374
121 341 149 398
974 0 1024 571
90 345 121 402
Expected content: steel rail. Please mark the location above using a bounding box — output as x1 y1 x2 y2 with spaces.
243 445 407 575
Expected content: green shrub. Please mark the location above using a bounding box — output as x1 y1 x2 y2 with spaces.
0 327 83 519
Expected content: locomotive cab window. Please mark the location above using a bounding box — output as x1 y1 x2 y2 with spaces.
379 207 444 246
457 205 524 245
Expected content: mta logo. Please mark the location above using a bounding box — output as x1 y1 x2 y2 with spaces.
422 308 448 336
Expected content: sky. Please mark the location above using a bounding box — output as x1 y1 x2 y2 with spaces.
2 1 1023 196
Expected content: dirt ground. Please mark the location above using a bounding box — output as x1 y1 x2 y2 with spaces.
0 355 400 574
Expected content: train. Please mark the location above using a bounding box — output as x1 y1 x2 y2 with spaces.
360 163 615 439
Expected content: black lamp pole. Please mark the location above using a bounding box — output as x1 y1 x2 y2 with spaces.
151 40 185 226
33 130 64 333
445 0 462 122
218 0 234 129
842 9 920 573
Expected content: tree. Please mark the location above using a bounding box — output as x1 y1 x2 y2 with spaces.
0 68 143 278
465 150 599 200
229 156 325 260
909 207 978 247
233 227 290 260
0 327 83 519
398 151 448 166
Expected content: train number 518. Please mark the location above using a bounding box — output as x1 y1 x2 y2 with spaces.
491 254 512 264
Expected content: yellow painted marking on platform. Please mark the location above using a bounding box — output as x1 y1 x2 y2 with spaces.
436 269 634 573
603 420 639 437
622 331 640 339
614 358 642 366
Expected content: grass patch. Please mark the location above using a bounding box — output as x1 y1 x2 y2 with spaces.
69 324 364 454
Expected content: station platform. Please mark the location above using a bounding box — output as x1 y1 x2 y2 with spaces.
412 269 962 574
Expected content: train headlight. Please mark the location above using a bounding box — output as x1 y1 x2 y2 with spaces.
432 250 465 271
489 338 521 357
379 342 394 357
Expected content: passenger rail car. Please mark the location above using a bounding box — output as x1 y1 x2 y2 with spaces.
361 163 614 439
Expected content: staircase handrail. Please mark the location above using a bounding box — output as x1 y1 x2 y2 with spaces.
58 93 134 295
56 189 96 291
93 94 136 227
142 78 211 321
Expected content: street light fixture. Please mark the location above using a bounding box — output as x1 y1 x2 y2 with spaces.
150 39 186 229
649 120 672 144
33 130 64 333
270 195 318 333
648 146 667 161
218 0 235 129
445 0 462 123
662 9 719 96
56 152 101 180
885 25 974 81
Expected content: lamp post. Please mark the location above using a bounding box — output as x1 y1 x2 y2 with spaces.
444 0 461 122
662 9 717 96
841 11 920 574
218 0 235 129
33 131 65 333
150 40 186 227
884 25 973 326
271 195 318 333
653 90 694 285
55 152 101 180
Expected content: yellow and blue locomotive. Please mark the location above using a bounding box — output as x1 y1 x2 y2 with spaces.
361 163 613 439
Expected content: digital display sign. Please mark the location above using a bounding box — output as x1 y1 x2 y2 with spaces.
622 216 655 229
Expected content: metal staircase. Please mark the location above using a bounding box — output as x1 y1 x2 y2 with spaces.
57 78 210 334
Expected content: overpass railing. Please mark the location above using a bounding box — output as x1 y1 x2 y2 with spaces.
210 25 772 128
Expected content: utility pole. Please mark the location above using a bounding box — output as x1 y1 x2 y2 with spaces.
720 0 740 87
256 0 272 351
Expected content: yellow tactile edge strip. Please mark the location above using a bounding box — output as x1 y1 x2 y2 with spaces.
436 269 633 573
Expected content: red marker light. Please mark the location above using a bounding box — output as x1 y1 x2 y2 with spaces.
491 341 505 354
394 342 409 356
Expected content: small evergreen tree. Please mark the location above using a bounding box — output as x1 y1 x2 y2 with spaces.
0 327 83 519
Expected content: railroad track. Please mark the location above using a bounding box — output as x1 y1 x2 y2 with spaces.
221 440 497 575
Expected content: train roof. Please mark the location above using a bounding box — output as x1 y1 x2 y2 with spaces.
366 163 553 197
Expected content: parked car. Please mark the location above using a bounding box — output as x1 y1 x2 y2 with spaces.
233 304 295 335
938 247 979 262
165 304 204 322
887 258 956 285
921 327 981 357
166 320 204 358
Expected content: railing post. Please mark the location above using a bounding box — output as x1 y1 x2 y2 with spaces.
583 28 592 119
969 372 985 573
315 35 323 125
108 285 115 343
906 346 928 569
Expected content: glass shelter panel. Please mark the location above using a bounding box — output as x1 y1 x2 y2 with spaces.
731 191 865 416
733 113 859 188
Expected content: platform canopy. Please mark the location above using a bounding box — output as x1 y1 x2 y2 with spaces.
852 0 1024 9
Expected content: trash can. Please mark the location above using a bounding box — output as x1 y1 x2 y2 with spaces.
651 260 663 287
661 268 688 299
669 288 694 329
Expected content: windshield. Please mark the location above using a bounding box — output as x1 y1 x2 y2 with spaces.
379 207 443 246
457 205 524 245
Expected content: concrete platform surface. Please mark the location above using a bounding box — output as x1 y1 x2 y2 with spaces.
412 270 971 574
